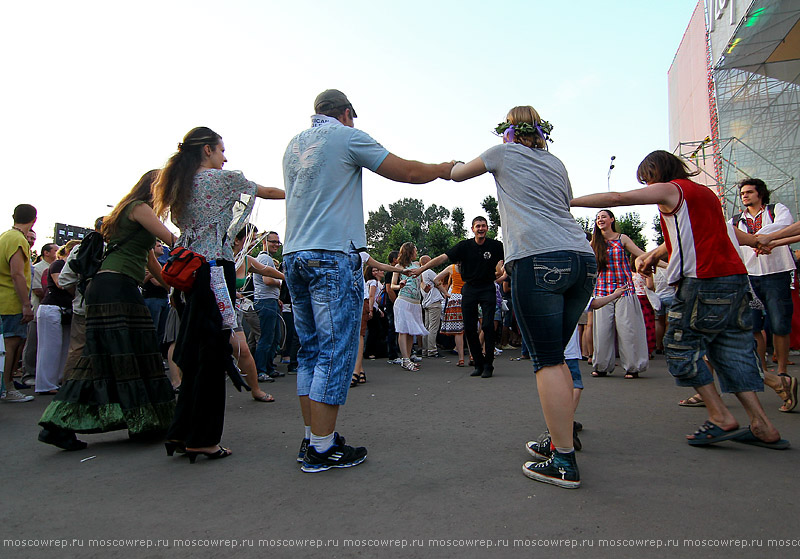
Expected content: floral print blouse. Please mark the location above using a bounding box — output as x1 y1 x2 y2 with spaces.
173 169 257 261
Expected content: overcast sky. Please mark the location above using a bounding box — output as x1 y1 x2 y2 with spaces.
3 0 700 250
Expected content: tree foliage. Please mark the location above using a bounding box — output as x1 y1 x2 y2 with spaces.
652 213 664 246
615 212 647 251
365 198 462 265
480 195 501 237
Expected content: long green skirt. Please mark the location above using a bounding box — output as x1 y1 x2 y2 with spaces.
39 272 175 434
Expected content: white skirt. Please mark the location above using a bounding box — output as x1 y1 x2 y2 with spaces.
393 298 429 336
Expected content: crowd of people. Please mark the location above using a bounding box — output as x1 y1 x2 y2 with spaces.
0 89 797 489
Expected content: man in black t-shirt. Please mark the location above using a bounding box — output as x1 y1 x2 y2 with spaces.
408 216 504 377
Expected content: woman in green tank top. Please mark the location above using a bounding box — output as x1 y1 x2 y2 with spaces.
38 170 178 451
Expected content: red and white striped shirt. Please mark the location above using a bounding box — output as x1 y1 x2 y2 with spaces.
660 179 746 284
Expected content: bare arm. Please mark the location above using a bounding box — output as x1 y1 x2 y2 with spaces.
390 270 403 291
368 283 377 317
495 259 505 279
451 157 488 182
146 250 169 289
635 244 669 276
590 286 627 309
406 253 449 277
130 203 178 246
365 256 401 274
375 154 454 184
9 249 33 323
571 182 681 213
246 255 285 280
619 234 645 258
256 186 285 199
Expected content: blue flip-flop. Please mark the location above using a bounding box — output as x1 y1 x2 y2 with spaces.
687 420 749 446
732 427 790 450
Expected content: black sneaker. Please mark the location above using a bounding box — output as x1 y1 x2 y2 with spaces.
525 433 553 461
522 450 580 489
301 433 367 473
297 438 310 463
481 365 494 378
470 365 483 377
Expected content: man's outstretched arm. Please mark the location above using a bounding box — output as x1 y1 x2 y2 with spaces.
375 154 454 184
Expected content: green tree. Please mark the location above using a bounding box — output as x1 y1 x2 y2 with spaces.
365 205 393 249
480 195 501 236
451 207 466 240
652 214 664 246
575 216 592 235
388 198 425 227
616 212 647 251
424 220 454 264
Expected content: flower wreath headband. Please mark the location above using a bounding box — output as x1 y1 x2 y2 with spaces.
494 120 554 145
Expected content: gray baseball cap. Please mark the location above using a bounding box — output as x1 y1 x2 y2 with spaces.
314 89 357 118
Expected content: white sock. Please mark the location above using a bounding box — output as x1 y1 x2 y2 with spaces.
304 426 311 440
311 432 335 453
555 447 574 454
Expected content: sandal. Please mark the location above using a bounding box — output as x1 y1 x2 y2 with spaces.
678 394 705 407
351 373 359 388
253 392 275 403
624 372 639 379
591 371 607 377
401 358 419 372
456 359 465 367
358 371 367 384
774 375 798 413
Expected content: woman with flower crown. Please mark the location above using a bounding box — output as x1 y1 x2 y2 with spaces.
448 106 596 489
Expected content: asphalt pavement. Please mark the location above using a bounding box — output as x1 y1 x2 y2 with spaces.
2 348 799 559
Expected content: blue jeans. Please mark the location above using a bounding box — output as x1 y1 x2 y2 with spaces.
510 251 596 372
284 247 362 406
749 271 793 335
665 274 763 393
254 298 281 374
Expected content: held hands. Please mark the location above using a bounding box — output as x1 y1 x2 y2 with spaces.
635 251 661 277
404 268 423 278
753 233 774 256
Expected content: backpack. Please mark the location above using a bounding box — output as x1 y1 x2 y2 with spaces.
161 247 207 292
70 227 150 296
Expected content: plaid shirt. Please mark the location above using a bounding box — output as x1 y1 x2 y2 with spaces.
593 238 633 297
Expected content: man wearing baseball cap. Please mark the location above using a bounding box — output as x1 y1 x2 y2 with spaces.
283 89 454 472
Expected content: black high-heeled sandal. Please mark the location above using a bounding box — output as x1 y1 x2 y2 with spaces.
165 441 186 456
186 446 232 464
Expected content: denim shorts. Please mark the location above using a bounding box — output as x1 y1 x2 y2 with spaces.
664 275 763 393
1 313 28 339
510 251 596 372
749 271 793 335
284 247 363 406
566 358 583 390
655 296 674 318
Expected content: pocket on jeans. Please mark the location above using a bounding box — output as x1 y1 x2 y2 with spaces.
532 258 572 292
583 259 598 294
690 291 734 333
302 258 339 303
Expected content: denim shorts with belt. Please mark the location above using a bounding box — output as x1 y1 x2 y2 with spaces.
284 245 363 405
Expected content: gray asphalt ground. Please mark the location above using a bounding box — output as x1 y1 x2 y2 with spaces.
2 348 799 559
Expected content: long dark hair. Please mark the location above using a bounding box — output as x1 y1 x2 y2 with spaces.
636 150 699 184
590 209 617 273
397 242 416 267
102 169 159 240
153 127 222 221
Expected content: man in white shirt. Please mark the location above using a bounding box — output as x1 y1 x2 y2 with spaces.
731 178 797 412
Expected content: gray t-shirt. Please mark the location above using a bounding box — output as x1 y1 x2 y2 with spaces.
480 143 592 263
253 252 280 300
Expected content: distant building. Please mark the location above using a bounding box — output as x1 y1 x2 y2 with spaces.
54 222 92 245
669 0 800 216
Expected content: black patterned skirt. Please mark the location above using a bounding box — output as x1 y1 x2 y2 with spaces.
39 272 175 434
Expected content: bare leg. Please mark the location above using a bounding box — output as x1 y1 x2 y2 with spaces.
353 335 365 375
309 399 339 436
773 334 790 374
535 363 575 449
166 342 182 389
398 333 411 359
3 336 24 390
686 383 739 437
231 331 270 401
734 391 781 442
754 331 768 374
582 313 593 361
655 314 666 351
455 333 464 362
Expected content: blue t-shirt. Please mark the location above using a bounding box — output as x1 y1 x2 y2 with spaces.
282 118 389 254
